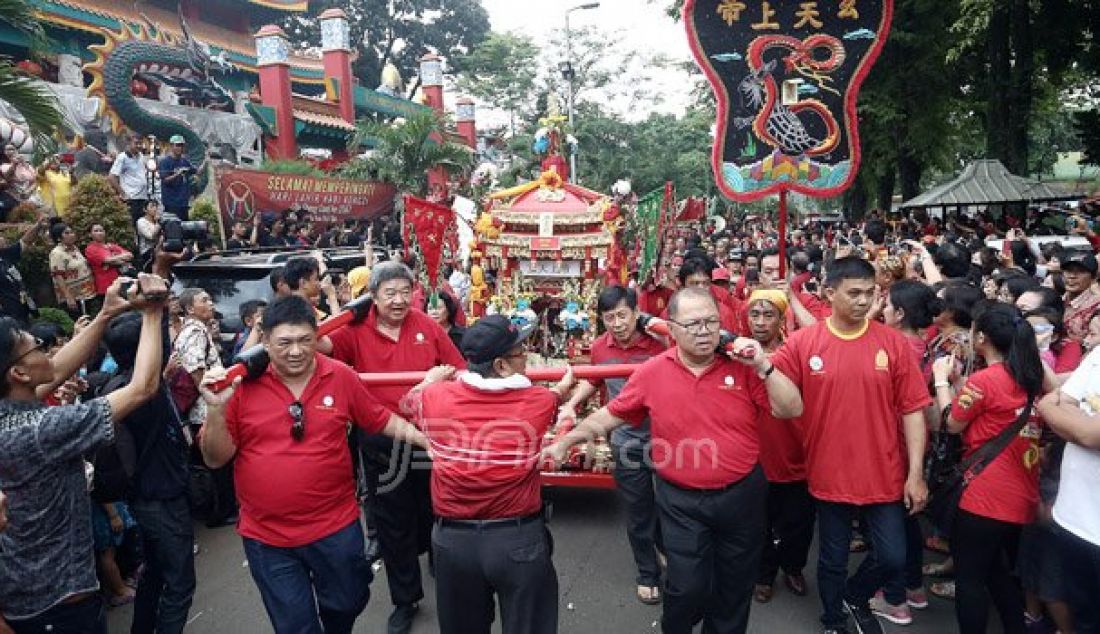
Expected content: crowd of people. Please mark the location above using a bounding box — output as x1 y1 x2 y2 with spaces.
1 189 1099 634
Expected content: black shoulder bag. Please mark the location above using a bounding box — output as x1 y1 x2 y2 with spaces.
925 396 1035 533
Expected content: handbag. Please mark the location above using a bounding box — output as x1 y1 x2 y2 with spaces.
925 396 1035 533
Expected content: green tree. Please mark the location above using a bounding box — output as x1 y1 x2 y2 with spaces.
65 175 134 252
341 111 474 195
454 32 540 136
283 0 490 98
0 0 63 146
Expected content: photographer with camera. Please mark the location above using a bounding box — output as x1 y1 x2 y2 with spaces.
158 136 194 222
0 273 169 634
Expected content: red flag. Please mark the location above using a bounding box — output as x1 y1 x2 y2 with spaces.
403 195 454 290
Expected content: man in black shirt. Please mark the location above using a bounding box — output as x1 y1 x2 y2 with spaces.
0 213 47 326
103 312 195 634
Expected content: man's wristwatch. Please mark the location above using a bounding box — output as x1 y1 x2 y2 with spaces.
758 363 776 380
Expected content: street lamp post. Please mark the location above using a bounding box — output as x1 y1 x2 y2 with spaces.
564 2 599 184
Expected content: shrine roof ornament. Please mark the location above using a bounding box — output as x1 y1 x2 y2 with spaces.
684 0 893 201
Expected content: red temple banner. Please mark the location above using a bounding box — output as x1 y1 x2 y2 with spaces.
403 195 454 289
217 168 397 226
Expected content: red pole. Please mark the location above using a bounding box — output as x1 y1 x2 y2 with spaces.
777 190 788 279
359 364 641 387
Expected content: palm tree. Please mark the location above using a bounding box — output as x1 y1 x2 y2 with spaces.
342 111 474 196
0 0 63 147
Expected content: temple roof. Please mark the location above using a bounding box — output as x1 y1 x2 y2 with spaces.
34 0 326 83
245 0 308 11
489 172 607 215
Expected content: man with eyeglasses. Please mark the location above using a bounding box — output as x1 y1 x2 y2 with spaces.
317 261 465 634
399 315 574 633
0 274 169 634
546 287 803 634
199 295 434 634
558 285 668 605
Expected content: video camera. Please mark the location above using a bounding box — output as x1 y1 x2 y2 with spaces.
161 213 208 253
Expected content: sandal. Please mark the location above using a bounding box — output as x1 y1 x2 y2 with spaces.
929 580 955 600
921 559 954 578
636 585 661 605
753 584 774 603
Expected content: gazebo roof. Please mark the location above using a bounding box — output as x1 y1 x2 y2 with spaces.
901 159 1079 209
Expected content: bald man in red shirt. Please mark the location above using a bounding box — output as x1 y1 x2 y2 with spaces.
547 288 803 634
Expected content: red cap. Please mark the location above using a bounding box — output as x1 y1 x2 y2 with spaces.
711 267 731 281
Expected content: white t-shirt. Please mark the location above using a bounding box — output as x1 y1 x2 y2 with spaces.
1053 346 1100 546
109 152 150 200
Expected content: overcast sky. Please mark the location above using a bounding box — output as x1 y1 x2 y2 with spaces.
469 0 696 126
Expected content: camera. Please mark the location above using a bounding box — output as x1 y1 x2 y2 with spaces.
161 212 208 253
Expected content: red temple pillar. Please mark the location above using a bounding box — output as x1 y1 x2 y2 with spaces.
320 8 353 162
254 25 297 160
420 54 448 197
456 97 476 149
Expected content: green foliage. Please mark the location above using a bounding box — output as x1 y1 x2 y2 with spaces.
33 306 73 336
0 209 50 302
283 0 489 98
454 32 540 134
568 105 716 197
65 174 134 252
342 112 474 195
1078 109 1100 168
259 159 323 176
190 198 223 246
0 0 63 147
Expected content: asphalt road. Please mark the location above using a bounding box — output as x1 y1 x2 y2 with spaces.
108 488 974 633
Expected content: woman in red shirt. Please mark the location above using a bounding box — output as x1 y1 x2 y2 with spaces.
932 302 1044 634
876 279 945 621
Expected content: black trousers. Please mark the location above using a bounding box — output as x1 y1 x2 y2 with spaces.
127 198 149 225
1059 525 1100 633
757 480 816 586
656 465 766 634
130 496 196 634
433 517 558 634
952 509 1026 634
611 439 663 587
363 437 433 607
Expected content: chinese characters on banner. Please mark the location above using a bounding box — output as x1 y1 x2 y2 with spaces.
403 195 455 289
685 0 893 201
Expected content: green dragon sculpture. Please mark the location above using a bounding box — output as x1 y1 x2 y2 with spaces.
83 12 238 194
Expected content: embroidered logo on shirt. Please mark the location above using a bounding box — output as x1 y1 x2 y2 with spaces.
809 355 825 373
322 395 334 407
415 332 426 344
875 349 889 371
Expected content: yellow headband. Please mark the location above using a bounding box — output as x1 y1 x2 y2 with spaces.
748 289 789 316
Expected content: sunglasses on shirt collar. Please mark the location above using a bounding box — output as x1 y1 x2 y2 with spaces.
288 401 305 442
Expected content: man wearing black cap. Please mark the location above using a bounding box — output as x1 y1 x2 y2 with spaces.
400 315 574 634
1062 252 1099 343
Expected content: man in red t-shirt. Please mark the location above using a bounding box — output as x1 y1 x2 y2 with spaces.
83 224 132 299
547 287 803 634
745 290 815 604
198 295 429 634
770 257 931 634
401 315 574 634
660 257 744 335
559 286 668 604
317 261 465 633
